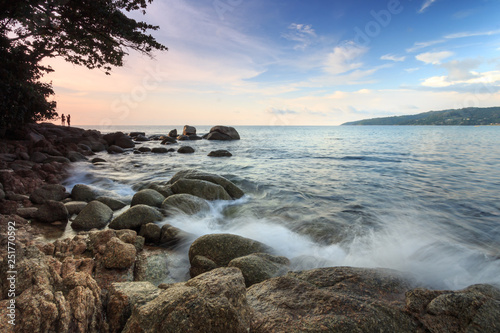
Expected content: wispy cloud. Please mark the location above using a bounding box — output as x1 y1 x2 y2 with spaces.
406 40 445 53
324 42 367 75
282 23 317 50
416 51 454 65
445 29 500 39
418 0 438 13
405 67 420 73
381 54 406 62
266 107 299 115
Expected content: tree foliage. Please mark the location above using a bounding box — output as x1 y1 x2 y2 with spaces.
0 0 167 128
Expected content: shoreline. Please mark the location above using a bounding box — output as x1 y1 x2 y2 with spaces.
1 123 499 332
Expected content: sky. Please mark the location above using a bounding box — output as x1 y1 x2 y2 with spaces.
44 0 500 126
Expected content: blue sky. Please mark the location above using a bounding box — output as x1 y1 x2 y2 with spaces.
47 0 500 126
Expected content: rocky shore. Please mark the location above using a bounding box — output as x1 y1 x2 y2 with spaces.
0 123 499 332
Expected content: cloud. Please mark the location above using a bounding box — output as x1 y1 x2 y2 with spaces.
405 67 420 73
266 107 299 115
416 51 454 65
406 40 445 53
324 42 368 75
418 0 438 13
381 54 406 62
282 23 317 50
444 29 500 39
440 58 482 81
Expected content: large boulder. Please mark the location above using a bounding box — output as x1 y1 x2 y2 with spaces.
103 132 135 149
71 200 113 230
170 179 231 201
188 233 273 277
64 201 88 215
168 129 177 138
208 150 232 157
168 169 244 199
71 184 97 202
131 189 165 208
96 196 127 211
182 125 196 136
203 126 240 140
228 253 290 287
122 268 253 333
107 282 161 333
36 200 69 223
102 237 137 269
161 194 210 215
160 136 176 144
159 224 194 247
109 205 163 231
247 266 418 332
177 146 195 154
139 223 162 244
30 184 68 204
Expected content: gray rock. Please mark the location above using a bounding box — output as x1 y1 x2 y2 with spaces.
131 189 165 208
36 200 69 223
161 194 210 215
203 131 232 141
160 136 176 144
168 169 244 199
207 125 240 140
189 135 202 140
71 184 97 202
188 233 273 277
137 147 151 153
96 196 127 211
115 135 135 149
109 205 163 230
91 157 106 164
134 248 172 284
67 151 88 162
182 125 196 136
108 145 125 154
30 151 48 163
208 150 232 157
71 200 113 230
142 183 174 198
107 281 161 333
228 253 290 287
176 135 190 141
30 184 68 204
168 129 177 137
16 207 38 219
160 224 194 247
122 268 253 333
171 178 231 201
129 132 146 137
134 135 149 142
64 201 88 215
151 147 168 154
139 223 162 244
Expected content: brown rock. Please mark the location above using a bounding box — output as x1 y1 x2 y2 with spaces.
103 237 137 269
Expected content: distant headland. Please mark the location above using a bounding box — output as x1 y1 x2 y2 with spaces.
342 107 500 126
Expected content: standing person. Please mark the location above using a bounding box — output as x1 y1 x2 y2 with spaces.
61 114 66 126
67 114 71 127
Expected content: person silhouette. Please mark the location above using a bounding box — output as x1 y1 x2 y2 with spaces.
61 114 66 126
67 114 71 127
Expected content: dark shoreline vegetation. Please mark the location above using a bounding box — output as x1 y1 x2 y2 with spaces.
342 107 500 126
1 123 499 332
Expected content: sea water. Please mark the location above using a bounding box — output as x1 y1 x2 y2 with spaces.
63 125 500 289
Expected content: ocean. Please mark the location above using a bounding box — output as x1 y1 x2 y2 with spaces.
63 125 500 290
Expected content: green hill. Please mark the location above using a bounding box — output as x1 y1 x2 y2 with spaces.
342 107 500 126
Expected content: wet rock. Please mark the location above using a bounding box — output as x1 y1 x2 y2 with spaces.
91 157 106 164
168 129 177 138
107 282 161 333
134 248 172 284
64 201 88 215
103 237 137 269
170 178 231 201
161 193 210 215
176 135 190 141
71 200 113 230
139 223 162 244
116 136 135 149
109 204 163 231
138 147 151 153
151 147 168 154
71 184 97 202
67 151 88 162
36 200 69 223
16 207 38 219
129 132 146 138
30 151 48 163
131 189 165 208
134 135 149 142
44 155 71 164
208 149 232 157
160 224 194 247
96 196 127 211
189 233 273 277
182 125 197 136
160 136 176 144
122 268 253 333
228 253 290 287
142 183 174 198
189 135 202 140
168 169 244 199
30 184 68 204
205 125 240 140
177 146 194 153
108 145 125 154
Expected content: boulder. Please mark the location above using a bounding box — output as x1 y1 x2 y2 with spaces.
96 196 127 211
44 156 71 164
168 129 177 138
109 205 163 231
108 145 125 154
138 147 151 153
30 151 48 163
160 224 194 247
16 207 38 219
107 282 161 333
228 253 290 287
134 135 149 142
208 126 240 140
177 135 190 141
91 157 107 164
182 125 196 136
247 267 418 332
134 248 172 284
208 149 232 157
161 193 210 215
139 223 162 244
102 237 137 269
160 137 176 144
122 268 253 333
188 233 273 277
67 151 88 162
30 184 68 204
189 135 202 140
168 169 244 199
131 189 165 208
71 184 97 202
170 178 231 201
143 183 174 198
71 200 113 230
103 132 135 149
64 201 88 215
151 147 168 154
203 131 232 141
36 200 69 223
